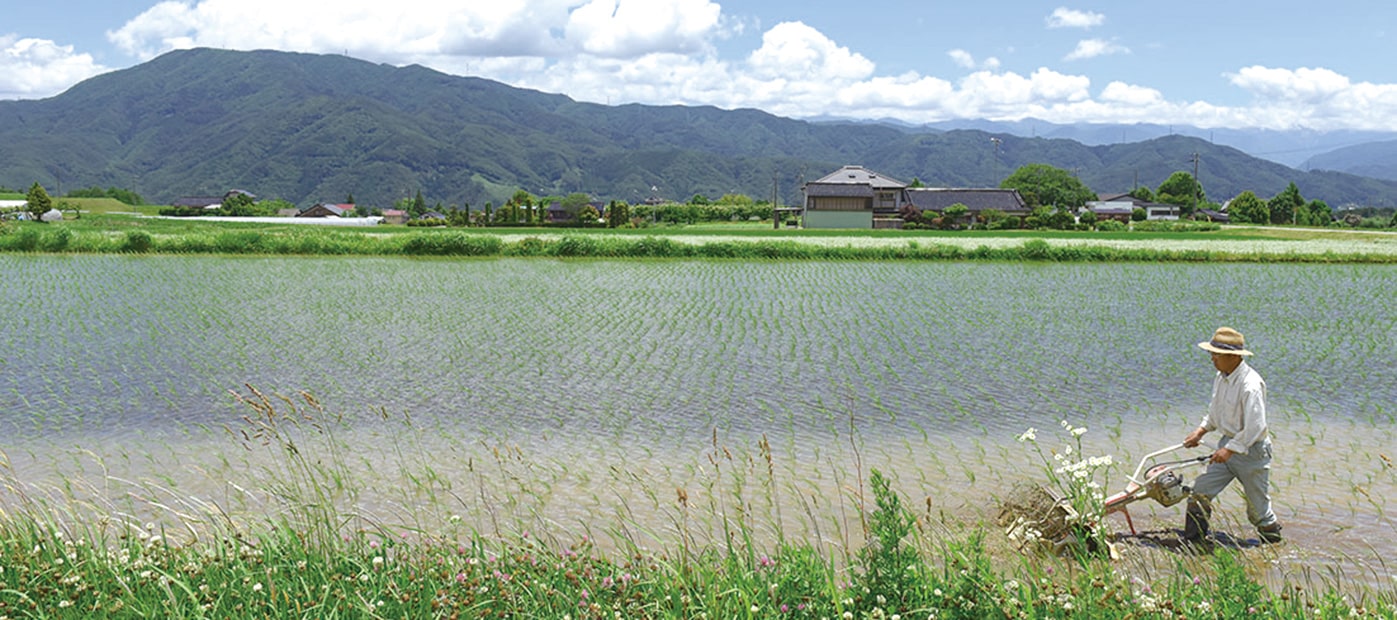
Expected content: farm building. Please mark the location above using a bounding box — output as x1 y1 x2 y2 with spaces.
904 188 1030 224
1095 192 1180 220
803 166 1031 229
802 165 907 229
299 203 354 218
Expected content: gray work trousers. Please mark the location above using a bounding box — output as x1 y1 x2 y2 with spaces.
1190 437 1278 529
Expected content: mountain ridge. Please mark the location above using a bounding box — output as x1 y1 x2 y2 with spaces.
3 48 1396 208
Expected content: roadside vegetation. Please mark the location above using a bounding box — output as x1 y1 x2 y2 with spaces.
2 388 1391 618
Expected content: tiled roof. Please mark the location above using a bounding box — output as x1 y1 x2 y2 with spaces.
1087 201 1134 215
804 182 875 198
904 188 1027 212
810 165 905 189
172 196 223 208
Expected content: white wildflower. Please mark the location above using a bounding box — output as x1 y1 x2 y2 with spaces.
1017 428 1037 442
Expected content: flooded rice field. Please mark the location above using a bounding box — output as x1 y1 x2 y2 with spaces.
2 255 1394 586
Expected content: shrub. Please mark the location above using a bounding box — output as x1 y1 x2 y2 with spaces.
214 231 265 253
402 232 503 256
1132 220 1221 232
852 469 925 615
40 226 72 251
6 228 40 251
123 230 154 253
550 235 602 257
1096 219 1127 231
1020 239 1053 260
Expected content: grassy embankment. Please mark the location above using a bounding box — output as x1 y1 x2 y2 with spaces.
2 211 1396 262
1 388 1393 618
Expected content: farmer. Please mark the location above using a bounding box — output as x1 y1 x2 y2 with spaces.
1180 326 1283 544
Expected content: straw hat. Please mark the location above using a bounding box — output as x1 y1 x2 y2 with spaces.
1197 327 1254 357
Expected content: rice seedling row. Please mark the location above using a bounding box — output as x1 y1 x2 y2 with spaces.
1 254 1395 597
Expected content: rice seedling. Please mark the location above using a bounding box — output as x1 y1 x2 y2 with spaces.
1 255 1395 616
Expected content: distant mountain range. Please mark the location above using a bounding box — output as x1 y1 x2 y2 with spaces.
3 48 1397 208
822 116 1397 173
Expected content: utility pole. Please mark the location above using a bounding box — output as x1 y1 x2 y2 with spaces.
989 137 1002 183
1191 151 1200 216
772 172 780 230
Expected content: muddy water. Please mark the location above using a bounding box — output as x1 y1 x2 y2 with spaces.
2 256 1394 587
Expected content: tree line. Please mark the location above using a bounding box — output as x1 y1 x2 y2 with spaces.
996 164 1396 229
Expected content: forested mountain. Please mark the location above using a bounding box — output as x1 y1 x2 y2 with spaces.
3 47 1396 208
1303 140 1397 182
904 118 1397 170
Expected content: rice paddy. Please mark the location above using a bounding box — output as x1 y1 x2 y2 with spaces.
2 255 1395 611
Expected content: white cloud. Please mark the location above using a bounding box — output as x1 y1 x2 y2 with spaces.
1064 38 1129 61
1222 65 1397 130
947 49 1000 71
565 0 722 57
948 49 975 69
1099 81 1163 106
1046 7 1104 29
746 21 873 81
0 36 109 99
1227 65 1351 103
108 0 729 63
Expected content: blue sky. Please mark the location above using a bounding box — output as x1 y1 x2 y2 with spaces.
3 0 1395 131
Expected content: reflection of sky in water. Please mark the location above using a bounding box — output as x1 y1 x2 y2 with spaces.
2 256 1394 586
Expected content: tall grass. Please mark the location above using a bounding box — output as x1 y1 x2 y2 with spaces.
1 388 1393 617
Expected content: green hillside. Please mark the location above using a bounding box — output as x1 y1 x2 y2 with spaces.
2 48 1396 208
1304 139 1397 182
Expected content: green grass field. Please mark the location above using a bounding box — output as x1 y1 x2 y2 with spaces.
4 209 1396 261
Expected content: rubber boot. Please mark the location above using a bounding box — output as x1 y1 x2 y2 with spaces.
1257 522 1283 544
1182 498 1211 543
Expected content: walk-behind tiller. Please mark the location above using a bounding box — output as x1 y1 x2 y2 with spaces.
1103 444 1210 535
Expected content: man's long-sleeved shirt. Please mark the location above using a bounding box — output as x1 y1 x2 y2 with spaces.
1198 360 1268 455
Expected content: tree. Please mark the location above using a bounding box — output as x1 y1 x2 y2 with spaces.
1131 207 1147 222
412 190 427 215
909 177 926 188
1228 191 1269 224
1302 199 1332 227
1157 172 1204 217
607 200 630 228
345 192 355 205
221 191 257 216
1267 182 1304 225
560 192 591 214
999 164 1095 210
942 203 969 228
689 193 710 205
1023 205 1076 229
577 204 601 224
26 182 53 221
1127 186 1155 202
716 193 753 206
980 209 1014 230
1078 209 1098 227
